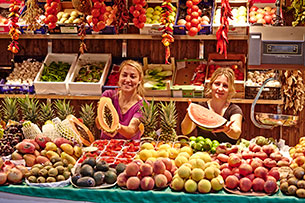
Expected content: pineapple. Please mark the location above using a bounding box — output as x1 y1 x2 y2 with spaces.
19 95 40 123
1 96 19 122
140 99 158 140
54 99 75 120
158 101 177 142
79 102 95 132
39 101 54 124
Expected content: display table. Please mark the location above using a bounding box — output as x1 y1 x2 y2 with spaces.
0 183 303 203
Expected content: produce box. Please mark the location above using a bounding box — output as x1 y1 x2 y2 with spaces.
213 2 249 35
140 0 178 35
34 53 77 95
0 56 45 94
143 57 176 97
173 0 214 35
245 69 281 100
248 3 278 25
171 59 207 98
205 53 246 98
67 53 112 96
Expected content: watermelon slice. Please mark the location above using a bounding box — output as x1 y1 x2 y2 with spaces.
188 103 227 130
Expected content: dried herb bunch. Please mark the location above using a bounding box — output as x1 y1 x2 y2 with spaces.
20 0 43 31
282 70 305 114
287 0 305 26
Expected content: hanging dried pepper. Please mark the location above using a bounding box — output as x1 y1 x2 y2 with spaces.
114 0 129 33
216 0 232 58
8 0 20 54
78 22 87 54
160 0 175 64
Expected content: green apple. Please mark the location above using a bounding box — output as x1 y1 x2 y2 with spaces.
152 15 160 21
153 10 161 16
147 7 154 14
152 20 159 24
146 13 153 18
146 18 152 24
155 6 162 11
238 6 247 12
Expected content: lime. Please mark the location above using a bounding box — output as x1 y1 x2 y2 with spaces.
195 142 203 151
190 141 196 149
190 136 197 142
212 140 220 148
210 146 216 154
203 139 212 151
196 136 205 143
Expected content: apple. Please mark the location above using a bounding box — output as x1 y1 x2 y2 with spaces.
249 16 257 24
257 18 266 24
177 19 186 26
264 15 272 24
250 6 258 12
264 6 272 12
249 11 256 17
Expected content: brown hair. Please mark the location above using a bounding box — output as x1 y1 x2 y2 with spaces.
118 60 145 97
205 67 236 101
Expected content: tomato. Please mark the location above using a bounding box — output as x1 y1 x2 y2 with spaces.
100 4 106 13
92 17 99 25
140 8 146 14
137 22 144 29
92 25 100 32
138 14 146 23
187 8 192 15
185 22 191 30
133 0 140 4
50 2 58 10
135 4 143 11
44 17 50 24
45 7 54 15
48 22 56 29
94 2 102 9
186 0 193 8
192 5 199 12
185 15 191 22
91 8 100 18
129 5 135 13
188 27 198 36
46 0 52 4
191 18 199 27
191 11 199 19
97 21 106 30
133 10 140 18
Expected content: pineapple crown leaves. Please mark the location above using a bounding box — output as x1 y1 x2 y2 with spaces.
158 101 177 128
54 99 75 120
18 95 40 123
79 102 96 128
2 96 19 122
39 101 54 123
140 99 158 124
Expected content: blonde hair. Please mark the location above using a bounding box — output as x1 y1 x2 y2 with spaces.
205 67 236 101
118 60 145 97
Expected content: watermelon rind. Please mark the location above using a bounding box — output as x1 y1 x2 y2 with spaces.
187 103 227 129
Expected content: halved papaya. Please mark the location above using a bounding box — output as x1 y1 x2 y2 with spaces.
97 97 119 133
67 115 95 146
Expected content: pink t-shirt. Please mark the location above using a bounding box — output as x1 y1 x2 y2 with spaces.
100 90 143 140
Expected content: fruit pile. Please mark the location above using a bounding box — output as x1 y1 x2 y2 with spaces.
185 0 203 36
44 0 60 30
0 123 24 156
171 152 224 193
249 6 276 25
189 136 219 154
129 0 146 29
216 143 289 194
280 166 305 197
246 70 280 87
105 64 120 86
90 0 107 32
74 62 106 83
214 6 247 25
57 11 84 24
117 158 176 190
26 156 73 184
0 159 28 185
207 64 244 81
72 157 121 187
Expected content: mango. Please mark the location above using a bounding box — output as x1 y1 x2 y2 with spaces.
46 151 60 159
23 154 36 167
74 146 82 158
45 142 57 151
36 156 50 164
11 151 23 160
60 143 74 155
61 152 76 165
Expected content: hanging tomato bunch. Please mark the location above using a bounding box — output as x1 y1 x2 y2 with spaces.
91 0 107 32
129 0 146 29
160 0 175 64
8 0 21 54
216 0 232 58
185 0 202 36
44 0 60 30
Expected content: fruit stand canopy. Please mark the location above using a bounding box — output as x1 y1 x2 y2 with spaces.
0 183 303 203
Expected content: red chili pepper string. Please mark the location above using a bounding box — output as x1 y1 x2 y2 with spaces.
216 0 232 58
114 0 129 33
160 0 174 64
8 0 20 54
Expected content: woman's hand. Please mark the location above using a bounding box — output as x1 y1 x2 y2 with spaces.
212 120 234 133
103 123 121 138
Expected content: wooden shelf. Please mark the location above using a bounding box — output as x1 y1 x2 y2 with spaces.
0 34 248 40
0 94 283 104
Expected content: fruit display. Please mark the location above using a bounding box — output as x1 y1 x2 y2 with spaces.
216 142 289 195
190 136 220 154
171 151 224 193
249 5 276 25
40 61 71 82
280 167 305 198
105 64 120 86
214 6 247 26
26 157 73 184
0 158 28 185
57 10 84 24
253 136 277 147
289 137 305 165
72 157 121 187
185 0 205 36
188 102 227 129
8 0 21 54
207 64 244 80
0 122 24 156
73 62 106 82
5 59 42 86
88 3 117 32
97 97 120 134
145 4 176 25
44 0 60 29
117 158 176 190
130 0 146 29
246 70 280 87
143 66 173 90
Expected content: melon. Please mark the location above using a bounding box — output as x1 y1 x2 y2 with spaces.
188 103 227 129
97 97 119 133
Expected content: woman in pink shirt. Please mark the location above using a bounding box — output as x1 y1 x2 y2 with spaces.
96 60 145 140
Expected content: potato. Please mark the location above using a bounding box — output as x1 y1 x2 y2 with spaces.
296 188 305 198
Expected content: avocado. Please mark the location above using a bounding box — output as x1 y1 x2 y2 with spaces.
104 171 117 184
51 156 61 164
53 161 64 167
115 163 126 174
80 164 94 177
77 177 96 187
46 177 56 182
96 162 109 172
38 168 48 177
27 176 37 183
56 165 65 174
81 158 96 168
93 171 105 186
37 176 46 183
72 174 81 184
56 175 66 182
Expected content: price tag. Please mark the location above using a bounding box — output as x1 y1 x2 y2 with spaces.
60 26 77 33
